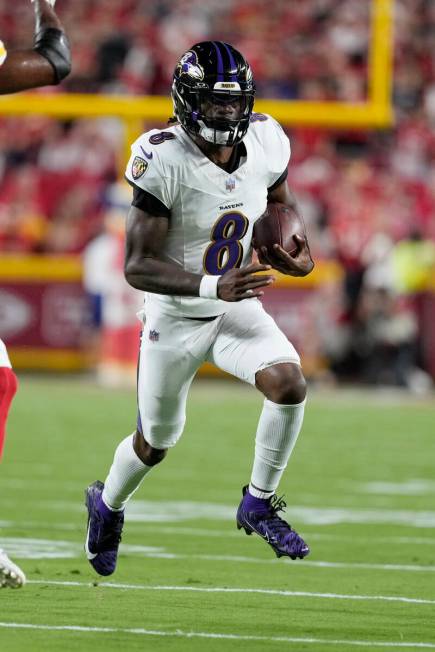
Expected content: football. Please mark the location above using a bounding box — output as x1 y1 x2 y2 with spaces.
253 202 305 258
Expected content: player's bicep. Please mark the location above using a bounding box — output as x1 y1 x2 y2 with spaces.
125 206 169 269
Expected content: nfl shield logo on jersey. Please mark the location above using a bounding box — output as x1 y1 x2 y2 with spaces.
226 177 236 192
148 329 160 342
132 156 148 180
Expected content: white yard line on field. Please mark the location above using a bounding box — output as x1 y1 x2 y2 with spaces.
36 500 435 528
12 498 435 528
131 526 435 546
126 502 435 528
3 521 435 546
0 622 434 649
359 480 435 496
3 537 435 574
25 580 435 605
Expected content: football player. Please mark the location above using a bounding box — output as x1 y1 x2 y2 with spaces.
85 41 314 576
0 0 71 588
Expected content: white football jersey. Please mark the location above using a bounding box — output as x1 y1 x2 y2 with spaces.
125 113 290 317
0 40 7 66
0 339 12 368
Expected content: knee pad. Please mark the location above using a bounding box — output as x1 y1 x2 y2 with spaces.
139 416 186 449
138 390 187 449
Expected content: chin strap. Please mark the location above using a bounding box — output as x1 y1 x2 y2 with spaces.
198 124 231 145
197 120 242 146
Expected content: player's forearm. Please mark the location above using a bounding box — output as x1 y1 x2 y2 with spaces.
0 51 55 93
125 257 202 296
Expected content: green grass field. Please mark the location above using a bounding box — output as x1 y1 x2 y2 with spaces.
0 376 434 651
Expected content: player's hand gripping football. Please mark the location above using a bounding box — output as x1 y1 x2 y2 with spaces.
217 263 275 301
258 234 314 277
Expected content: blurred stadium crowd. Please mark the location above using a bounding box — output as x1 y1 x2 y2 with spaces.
1 0 434 388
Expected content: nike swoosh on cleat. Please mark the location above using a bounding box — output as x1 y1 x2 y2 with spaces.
242 516 269 541
84 523 97 560
140 146 153 160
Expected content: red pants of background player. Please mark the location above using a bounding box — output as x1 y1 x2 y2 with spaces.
0 367 18 459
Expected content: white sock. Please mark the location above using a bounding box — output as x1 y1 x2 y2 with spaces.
102 433 152 510
249 398 306 499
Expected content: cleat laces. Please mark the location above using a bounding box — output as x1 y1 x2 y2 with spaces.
259 494 307 555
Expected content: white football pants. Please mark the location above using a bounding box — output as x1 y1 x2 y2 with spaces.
136 299 300 450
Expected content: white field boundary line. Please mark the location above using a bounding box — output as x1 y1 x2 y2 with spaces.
122 527 435 546
3 521 435 546
35 501 435 529
0 623 434 649
4 536 435 573
25 580 435 605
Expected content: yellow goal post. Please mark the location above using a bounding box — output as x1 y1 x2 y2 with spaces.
0 0 395 372
0 0 394 158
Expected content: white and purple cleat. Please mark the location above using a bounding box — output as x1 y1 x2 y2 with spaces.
84 480 124 576
236 485 310 560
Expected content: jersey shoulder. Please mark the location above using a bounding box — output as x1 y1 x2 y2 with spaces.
247 113 291 177
0 40 7 66
125 125 186 207
248 113 290 155
130 124 187 173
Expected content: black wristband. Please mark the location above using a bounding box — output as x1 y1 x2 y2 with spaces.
34 28 71 83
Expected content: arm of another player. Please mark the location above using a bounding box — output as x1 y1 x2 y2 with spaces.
124 206 274 301
259 180 315 277
0 0 71 94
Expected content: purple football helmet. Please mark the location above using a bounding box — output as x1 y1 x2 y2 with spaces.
172 41 256 146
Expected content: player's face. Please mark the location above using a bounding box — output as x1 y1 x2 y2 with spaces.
201 93 244 121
